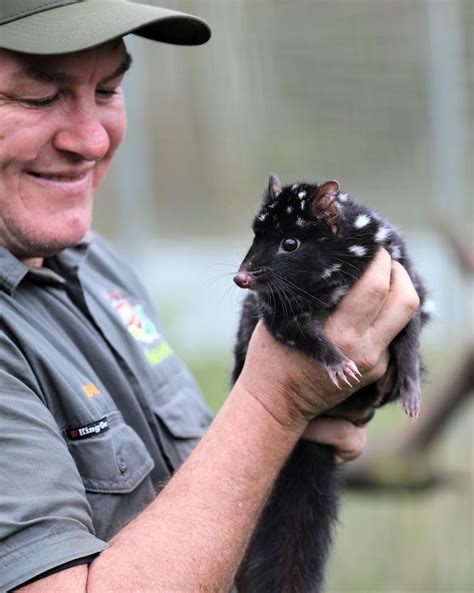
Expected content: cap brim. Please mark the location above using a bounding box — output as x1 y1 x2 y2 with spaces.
0 2 211 55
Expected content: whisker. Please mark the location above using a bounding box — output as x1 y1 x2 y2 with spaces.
272 271 327 307
207 271 236 287
271 277 294 326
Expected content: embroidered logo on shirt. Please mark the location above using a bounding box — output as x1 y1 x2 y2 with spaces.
107 290 161 344
106 290 173 365
82 383 101 398
66 417 109 440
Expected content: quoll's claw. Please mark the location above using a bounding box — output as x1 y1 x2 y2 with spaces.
400 378 422 421
401 399 421 421
346 360 362 382
325 359 360 390
326 367 341 389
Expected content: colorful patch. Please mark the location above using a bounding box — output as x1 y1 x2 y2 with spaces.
144 341 173 366
107 290 161 344
106 290 173 365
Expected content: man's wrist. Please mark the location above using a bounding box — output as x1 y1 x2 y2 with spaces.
233 374 309 434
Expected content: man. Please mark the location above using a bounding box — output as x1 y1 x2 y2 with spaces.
0 2 420 591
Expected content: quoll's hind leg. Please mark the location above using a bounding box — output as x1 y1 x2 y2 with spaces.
386 311 423 418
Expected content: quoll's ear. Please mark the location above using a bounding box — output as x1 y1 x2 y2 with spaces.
309 180 340 234
263 172 282 206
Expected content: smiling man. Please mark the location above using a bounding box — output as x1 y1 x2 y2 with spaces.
0 42 128 264
0 2 420 592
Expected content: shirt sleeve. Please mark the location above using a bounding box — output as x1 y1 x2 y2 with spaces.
0 334 108 591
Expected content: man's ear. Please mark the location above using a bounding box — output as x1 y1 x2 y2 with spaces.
309 180 340 234
263 172 282 206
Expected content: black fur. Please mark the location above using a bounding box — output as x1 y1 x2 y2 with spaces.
233 175 430 593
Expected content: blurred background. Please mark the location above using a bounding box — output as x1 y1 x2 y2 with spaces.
95 1 473 591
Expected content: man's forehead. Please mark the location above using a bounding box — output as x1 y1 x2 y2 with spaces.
2 39 131 83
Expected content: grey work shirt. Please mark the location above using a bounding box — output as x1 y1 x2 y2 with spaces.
0 233 213 591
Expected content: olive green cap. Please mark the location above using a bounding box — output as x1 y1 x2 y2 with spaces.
0 0 211 55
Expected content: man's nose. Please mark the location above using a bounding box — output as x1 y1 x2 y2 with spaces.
53 107 110 161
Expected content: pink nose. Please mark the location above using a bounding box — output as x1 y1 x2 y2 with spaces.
233 271 253 288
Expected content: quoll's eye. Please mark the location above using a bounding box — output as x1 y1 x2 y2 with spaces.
280 238 300 252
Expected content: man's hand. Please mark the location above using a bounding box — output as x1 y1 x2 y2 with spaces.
325 250 419 387
238 249 420 429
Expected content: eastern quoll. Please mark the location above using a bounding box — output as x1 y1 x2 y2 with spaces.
232 174 430 593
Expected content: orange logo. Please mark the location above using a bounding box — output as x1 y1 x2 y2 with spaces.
82 383 101 398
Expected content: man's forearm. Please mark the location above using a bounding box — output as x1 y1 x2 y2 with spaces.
86 382 305 592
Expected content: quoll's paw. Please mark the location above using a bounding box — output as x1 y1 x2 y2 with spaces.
325 358 361 389
398 374 422 419
400 387 422 419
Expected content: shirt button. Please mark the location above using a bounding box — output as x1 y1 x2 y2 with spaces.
117 455 127 473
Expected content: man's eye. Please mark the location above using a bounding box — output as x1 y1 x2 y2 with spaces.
96 88 118 99
22 94 60 108
280 238 300 252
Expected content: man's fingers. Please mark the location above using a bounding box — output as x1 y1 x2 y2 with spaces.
302 417 369 463
330 249 392 336
370 260 420 349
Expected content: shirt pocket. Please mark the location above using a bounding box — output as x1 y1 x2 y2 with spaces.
66 410 154 494
150 365 213 463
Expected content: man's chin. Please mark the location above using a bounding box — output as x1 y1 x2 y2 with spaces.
11 231 90 262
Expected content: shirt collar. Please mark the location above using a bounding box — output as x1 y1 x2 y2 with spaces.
0 232 93 296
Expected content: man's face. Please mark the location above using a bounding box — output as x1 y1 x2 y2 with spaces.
0 40 129 261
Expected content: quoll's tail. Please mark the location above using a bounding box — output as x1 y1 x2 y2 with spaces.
239 441 339 593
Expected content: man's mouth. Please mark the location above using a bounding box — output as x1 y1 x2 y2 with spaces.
24 168 93 193
27 170 89 181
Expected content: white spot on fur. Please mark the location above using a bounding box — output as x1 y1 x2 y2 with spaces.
331 285 349 304
257 213 267 222
287 339 296 347
291 184 299 190
300 199 306 209
338 193 348 202
375 226 390 242
287 206 293 213
348 245 367 257
354 214 371 229
390 244 402 259
321 268 332 280
321 263 342 279
298 190 307 199
421 300 436 316
296 216 306 227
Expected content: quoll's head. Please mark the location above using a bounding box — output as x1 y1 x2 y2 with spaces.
233 173 343 293
0 0 210 262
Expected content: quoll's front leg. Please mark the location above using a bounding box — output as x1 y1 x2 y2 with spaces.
232 293 261 383
263 314 361 389
325 357 362 389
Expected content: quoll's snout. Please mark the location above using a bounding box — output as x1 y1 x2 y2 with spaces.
233 271 253 289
